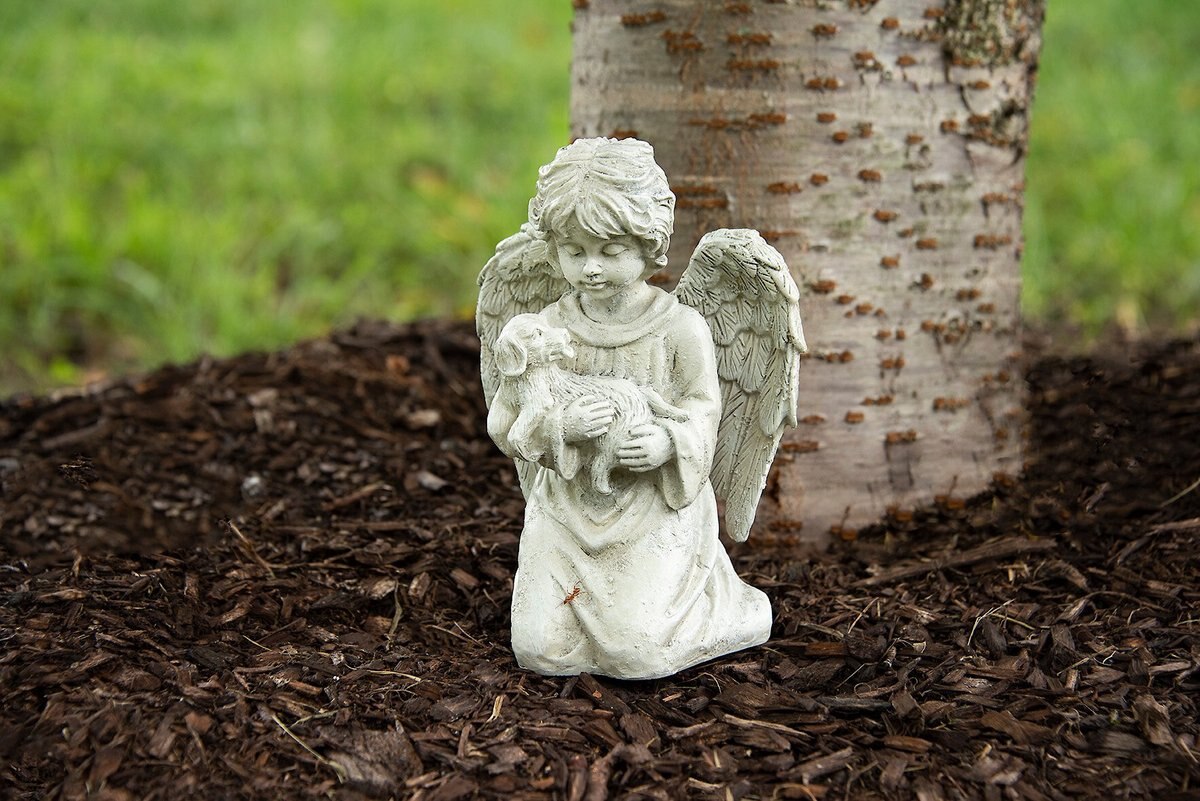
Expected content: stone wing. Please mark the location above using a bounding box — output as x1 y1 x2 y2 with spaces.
674 229 807 542
476 222 571 407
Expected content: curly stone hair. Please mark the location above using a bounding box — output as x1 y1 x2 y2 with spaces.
528 137 676 274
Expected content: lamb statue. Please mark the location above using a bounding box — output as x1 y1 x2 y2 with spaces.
490 313 689 495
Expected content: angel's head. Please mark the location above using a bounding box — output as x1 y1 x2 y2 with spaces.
528 137 675 280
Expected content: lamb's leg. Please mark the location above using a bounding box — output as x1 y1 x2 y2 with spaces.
641 388 690 422
593 459 614 495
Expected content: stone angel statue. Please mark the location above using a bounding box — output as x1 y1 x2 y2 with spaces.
477 137 806 680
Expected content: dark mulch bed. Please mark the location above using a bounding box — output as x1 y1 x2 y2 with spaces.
1 320 1197 800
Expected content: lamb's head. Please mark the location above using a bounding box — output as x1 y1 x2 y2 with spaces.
495 314 575 377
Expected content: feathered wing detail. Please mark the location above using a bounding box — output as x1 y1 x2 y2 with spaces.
674 229 807 542
477 222 571 406
477 223 572 489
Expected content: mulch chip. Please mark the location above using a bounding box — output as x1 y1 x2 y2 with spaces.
2 320 1198 799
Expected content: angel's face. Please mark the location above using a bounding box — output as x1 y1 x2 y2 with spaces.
554 223 647 302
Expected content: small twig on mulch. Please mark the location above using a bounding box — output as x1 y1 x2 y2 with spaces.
855 535 1057 586
1160 476 1200 508
271 713 347 784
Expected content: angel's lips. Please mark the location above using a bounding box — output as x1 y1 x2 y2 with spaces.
581 282 608 290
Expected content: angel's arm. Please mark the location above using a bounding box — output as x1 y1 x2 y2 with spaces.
653 308 722 510
488 381 586 482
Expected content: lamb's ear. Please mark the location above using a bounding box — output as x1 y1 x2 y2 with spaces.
494 332 529 377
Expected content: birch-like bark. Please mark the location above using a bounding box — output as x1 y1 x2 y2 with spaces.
572 0 1043 545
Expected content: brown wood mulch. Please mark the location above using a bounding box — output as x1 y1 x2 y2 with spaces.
1 319 1198 801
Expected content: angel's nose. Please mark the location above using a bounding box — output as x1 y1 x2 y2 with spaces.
583 259 602 277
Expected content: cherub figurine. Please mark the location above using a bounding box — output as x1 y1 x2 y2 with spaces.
478 137 806 680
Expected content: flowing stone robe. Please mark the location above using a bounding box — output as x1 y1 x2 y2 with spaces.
488 288 772 680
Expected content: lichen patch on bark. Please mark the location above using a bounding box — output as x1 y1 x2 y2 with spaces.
937 0 1046 67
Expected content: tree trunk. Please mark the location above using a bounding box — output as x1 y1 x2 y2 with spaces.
571 0 1043 545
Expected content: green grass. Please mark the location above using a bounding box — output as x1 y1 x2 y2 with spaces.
0 0 1196 394
1023 0 1200 334
0 0 572 393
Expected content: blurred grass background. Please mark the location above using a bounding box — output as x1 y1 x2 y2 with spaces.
0 0 1196 395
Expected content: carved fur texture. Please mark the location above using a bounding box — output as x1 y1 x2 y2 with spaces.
495 314 688 495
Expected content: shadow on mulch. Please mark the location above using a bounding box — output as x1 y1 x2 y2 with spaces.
1 320 1197 800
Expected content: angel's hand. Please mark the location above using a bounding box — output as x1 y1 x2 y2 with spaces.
563 396 615 442
618 423 674 472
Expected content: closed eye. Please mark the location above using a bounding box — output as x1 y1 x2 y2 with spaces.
561 244 583 257
601 243 628 256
